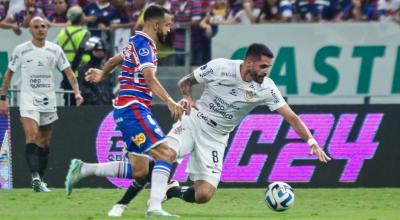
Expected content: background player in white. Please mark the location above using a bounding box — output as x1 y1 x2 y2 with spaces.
65 43 331 217
0 16 84 192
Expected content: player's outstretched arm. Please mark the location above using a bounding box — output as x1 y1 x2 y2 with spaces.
0 68 14 115
85 54 123 83
63 67 84 106
177 73 199 114
142 67 185 121
276 104 331 163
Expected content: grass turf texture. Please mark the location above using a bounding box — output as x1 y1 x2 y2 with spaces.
0 188 399 220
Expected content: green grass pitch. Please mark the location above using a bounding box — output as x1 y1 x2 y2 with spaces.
1 188 399 220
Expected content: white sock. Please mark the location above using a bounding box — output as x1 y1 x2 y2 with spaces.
148 160 172 211
80 161 131 178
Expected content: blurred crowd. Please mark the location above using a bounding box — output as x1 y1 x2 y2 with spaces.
1 0 400 105
1 0 399 32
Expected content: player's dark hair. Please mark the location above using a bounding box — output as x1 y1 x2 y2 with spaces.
245 43 274 61
144 5 169 22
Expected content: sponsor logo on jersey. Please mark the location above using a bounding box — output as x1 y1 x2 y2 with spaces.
199 68 214 78
32 96 49 106
200 64 207 70
138 48 150 56
27 59 33 63
132 133 146 147
270 89 280 103
38 61 44 66
229 89 238 96
221 72 236 78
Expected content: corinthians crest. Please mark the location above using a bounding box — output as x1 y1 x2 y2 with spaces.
245 90 256 101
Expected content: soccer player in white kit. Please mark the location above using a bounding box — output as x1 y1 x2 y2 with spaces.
163 43 331 204
64 43 331 217
0 17 84 192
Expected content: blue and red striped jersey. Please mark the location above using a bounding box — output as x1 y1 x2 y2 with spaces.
114 31 158 109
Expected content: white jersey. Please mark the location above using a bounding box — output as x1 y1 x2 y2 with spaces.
193 58 286 134
8 41 70 112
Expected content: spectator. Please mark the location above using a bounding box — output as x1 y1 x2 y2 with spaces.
377 0 400 21
108 0 136 31
170 0 203 65
1 0 39 30
229 0 260 24
295 0 330 22
77 37 114 105
83 0 117 37
35 0 55 17
58 5 90 105
0 0 22 35
192 12 218 65
256 0 293 23
341 0 379 21
47 0 69 26
208 0 230 24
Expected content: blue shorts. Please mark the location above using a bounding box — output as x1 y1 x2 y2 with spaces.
113 103 166 155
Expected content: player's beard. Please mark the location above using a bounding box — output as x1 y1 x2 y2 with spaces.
250 69 264 84
156 30 167 44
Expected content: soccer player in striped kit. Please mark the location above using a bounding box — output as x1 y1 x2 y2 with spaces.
65 5 184 218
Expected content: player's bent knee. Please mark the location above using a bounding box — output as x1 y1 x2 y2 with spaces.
195 189 214 204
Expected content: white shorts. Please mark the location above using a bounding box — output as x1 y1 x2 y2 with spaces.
20 110 58 126
167 110 229 188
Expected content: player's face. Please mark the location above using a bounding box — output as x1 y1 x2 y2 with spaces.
29 19 48 41
156 14 173 43
249 55 272 84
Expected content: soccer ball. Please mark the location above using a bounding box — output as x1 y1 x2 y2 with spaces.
264 181 295 211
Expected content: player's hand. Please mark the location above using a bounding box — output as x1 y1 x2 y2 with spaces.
85 68 104 83
0 101 9 116
75 93 84 106
167 99 185 121
178 98 197 115
309 144 331 163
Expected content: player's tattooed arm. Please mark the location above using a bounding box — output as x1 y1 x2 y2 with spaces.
178 72 198 101
178 72 199 112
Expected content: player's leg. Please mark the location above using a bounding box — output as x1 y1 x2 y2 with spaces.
144 143 178 217
65 156 150 195
108 162 180 217
166 120 227 204
36 111 58 180
34 123 53 192
20 111 43 191
167 179 217 204
108 160 155 217
144 113 196 217
114 103 179 217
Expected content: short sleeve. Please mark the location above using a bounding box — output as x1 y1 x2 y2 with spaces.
8 47 21 73
135 40 155 71
264 79 287 111
57 48 71 71
193 59 220 83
